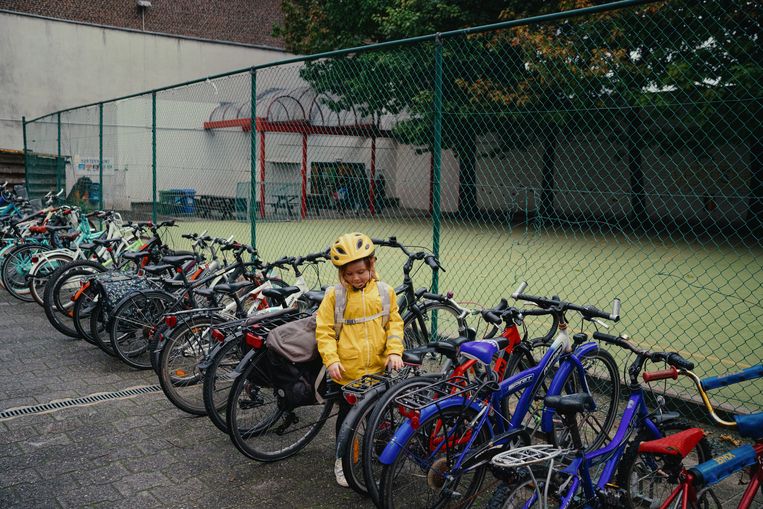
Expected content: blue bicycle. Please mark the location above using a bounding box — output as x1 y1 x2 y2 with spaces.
486 331 713 509
377 283 622 509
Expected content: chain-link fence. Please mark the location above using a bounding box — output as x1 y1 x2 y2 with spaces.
22 0 762 417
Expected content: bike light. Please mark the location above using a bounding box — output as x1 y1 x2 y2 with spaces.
211 329 226 343
344 393 358 406
244 331 263 349
164 315 177 328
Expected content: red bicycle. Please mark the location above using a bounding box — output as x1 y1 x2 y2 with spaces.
636 363 763 508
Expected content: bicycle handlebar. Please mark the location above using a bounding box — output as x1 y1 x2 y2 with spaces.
701 364 763 392
512 281 620 322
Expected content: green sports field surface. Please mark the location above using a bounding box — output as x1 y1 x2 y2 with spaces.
167 216 763 413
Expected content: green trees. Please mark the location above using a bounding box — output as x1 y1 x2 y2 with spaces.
274 0 761 224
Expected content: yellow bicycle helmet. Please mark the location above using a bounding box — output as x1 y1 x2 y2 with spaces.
330 232 375 267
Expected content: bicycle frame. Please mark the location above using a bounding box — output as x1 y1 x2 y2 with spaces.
379 327 588 471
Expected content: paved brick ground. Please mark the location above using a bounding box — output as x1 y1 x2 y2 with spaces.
0 293 373 508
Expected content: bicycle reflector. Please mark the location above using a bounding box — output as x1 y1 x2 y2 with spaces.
31 256 39 264
244 331 263 349
211 329 226 343
164 315 177 328
343 393 359 406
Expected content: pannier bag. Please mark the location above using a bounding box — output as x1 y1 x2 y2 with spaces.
266 315 326 410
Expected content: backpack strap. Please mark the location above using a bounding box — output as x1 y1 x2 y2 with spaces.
333 281 391 339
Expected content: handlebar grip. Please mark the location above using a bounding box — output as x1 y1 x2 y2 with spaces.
421 292 445 302
593 331 623 344
701 364 763 392
482 311 502 325
643 367 678 383
611 299 621 321
511 281 528 299
666 352 694 370
424 255 440 270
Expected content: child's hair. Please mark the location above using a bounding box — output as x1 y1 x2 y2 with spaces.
338 256 379 284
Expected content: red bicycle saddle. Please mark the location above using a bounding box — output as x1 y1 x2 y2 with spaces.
638 427 705 458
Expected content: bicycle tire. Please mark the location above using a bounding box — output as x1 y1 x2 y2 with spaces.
362 374 443 506
548 347 621 452
227 351 334 462
75 285 103 345
339 389 385 495
378 405 491 509
110 290 175 369
29 253 74 306
157 314 227 415
89 299 117 356
43 260 105 339
485 466 563 509
1 244 49 302
616 419 713 509
202 335 246 432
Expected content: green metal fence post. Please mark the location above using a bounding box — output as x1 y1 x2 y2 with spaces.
250 68 257 250
22 116 28 197
431 35 444 338
57 112 62 193
152 92 157 223
432 36 443 293
99 103 104 210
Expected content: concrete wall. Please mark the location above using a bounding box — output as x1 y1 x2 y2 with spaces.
0 11 291 151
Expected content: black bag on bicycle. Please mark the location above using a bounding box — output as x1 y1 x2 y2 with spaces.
266 315 326 410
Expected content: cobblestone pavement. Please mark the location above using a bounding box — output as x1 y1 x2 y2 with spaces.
0 293 374 508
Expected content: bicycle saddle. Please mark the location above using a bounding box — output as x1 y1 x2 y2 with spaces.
93 237 122 247
402 346 436 366
544 393 595 416
428 336 472 359
143 263 173 275
638 428 706 458
213 281 254 295
161 254 196 266
262 286 300 301
122 251 151 260
300 290 325 306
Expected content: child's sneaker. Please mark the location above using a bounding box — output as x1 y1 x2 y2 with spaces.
334 458 349 488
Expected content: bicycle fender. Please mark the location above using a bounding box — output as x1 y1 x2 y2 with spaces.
689 444 757 488
378 396 483 465
541 341 599 433
335 391 385 458
229 349 257 379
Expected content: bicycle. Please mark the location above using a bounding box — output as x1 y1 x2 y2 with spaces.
487 330 713 509
637 363 762 509
377 282 622 509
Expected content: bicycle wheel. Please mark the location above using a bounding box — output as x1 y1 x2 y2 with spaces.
485 467 563 509
616 420 712 509
1 244 49 302
549 347 620 451
379 405 491 509
403 301 467 373
29 254 73 306
362 374 443 506
43 260 105 338
89 299 118 356
157 315 225 415
227 351 334 462
109 290 175 369
202 335 246 432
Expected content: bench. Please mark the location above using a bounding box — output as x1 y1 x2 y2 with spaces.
196 195 236 220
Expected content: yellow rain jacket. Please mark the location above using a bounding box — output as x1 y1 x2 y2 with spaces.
316 279 404 386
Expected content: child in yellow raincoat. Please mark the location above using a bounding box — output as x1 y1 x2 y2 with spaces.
316 232 404 487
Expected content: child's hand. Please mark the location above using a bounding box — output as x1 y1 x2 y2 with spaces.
386 354 403 371
327 362 345 381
